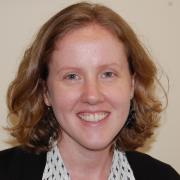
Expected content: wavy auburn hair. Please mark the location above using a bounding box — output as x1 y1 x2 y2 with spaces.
7 2 165 153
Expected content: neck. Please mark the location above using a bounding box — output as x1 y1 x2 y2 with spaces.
57 137 113 180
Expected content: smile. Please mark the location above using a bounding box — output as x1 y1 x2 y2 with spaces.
77 112 109 122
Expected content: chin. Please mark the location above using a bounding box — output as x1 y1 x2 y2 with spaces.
81 140 113 152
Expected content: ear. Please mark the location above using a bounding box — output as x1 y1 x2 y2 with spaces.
43 82 51 106
130 74 135 100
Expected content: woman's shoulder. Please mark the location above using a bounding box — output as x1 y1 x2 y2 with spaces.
126 151 180 180
0 146 46 180
0 146 24 157
0 146 46 164
0 146 24 169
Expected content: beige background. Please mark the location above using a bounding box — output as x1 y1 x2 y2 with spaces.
0 0 179 173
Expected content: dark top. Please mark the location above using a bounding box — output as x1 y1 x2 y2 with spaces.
0 147 179 180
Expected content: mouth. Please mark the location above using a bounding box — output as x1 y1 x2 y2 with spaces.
77 112 110 122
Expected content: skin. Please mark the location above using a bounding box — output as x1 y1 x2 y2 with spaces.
44 24 134 180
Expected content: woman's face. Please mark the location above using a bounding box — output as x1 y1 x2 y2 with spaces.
44 24 134 151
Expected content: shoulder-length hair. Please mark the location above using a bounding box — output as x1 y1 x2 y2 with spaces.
7 2 165 153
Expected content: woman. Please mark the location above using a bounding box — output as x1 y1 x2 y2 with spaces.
0 2 179 180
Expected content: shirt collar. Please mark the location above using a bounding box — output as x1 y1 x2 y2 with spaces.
42 144 135 180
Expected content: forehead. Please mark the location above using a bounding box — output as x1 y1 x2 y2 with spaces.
49 24 128 69
55 23 124 50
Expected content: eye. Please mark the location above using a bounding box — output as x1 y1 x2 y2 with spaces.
64 73 80 80
101 71 116 79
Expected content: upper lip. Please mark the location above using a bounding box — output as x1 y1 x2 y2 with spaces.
77 110 110 114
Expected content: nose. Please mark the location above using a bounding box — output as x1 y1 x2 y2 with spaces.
81 79 104 105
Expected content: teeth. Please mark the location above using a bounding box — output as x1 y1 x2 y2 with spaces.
78 112 109 122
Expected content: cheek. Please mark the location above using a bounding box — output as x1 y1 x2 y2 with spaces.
49 85 81 111
110 92 131 115
105 83 132 105
104 84 131 120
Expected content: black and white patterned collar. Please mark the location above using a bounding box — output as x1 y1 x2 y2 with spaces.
42 144 135 180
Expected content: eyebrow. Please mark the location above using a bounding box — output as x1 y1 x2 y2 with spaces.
57 63 122 71
98 63 122 69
